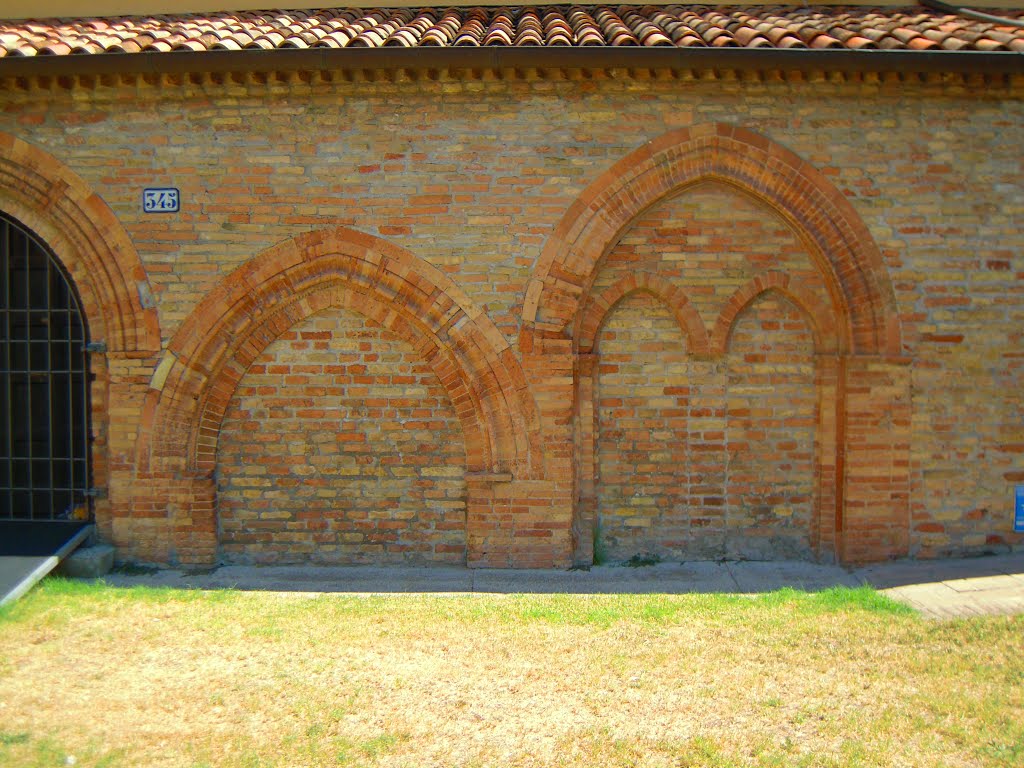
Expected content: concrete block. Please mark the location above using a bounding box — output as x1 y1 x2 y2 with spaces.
58 544 115 579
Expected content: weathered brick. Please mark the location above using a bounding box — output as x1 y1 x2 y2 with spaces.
0 70 1018 566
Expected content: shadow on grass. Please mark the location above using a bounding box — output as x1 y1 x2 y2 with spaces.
88 559 870 596
0 578 917 636
1 574 917 626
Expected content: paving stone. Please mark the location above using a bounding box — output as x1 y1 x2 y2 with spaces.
941 575 1021 593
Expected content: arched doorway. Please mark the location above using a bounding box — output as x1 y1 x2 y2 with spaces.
0 212 90 521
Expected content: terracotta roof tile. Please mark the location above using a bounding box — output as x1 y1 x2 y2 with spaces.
0 5 1022 57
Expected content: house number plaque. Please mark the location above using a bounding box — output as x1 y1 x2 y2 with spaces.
143 188 180 213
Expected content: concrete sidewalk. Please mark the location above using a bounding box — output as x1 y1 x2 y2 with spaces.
855 553 1024 619
97 551 1024 619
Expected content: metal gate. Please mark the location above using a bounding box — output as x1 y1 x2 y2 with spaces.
0 212 91 521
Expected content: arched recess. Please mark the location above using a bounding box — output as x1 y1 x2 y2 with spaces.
711 271 840 357
576 272 710 356
0 133 160 542
577 274 841 564
558 126 908 565
135 226 543 564
718 281 836 559
522 123 900 358
585 287 696 561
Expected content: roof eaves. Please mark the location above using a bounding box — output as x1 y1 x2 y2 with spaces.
0 46 1021 80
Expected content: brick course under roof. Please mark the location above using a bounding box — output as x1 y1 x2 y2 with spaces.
1 5 1023 56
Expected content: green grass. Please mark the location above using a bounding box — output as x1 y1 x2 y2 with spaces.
0 578 1020 768
0 577 909 627
0 732 124 768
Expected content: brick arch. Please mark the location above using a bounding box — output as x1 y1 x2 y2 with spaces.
134 227 543 564
0 132 159 353
711 272 841 356
576 272 710 356
140 226 542 480
523 123 899 358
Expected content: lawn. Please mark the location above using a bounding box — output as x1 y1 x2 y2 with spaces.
0 579 1021 768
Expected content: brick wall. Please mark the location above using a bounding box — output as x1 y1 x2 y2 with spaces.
596 293 695 560
0 68 1019 565
218 307 467 565
590 186 821 562
726 295 817 560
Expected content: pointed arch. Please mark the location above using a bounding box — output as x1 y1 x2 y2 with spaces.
0 132 159 353
712 271 840 356
522 123 899 358
576 272 710 356
138 226 542 482
722 286 821 560
133 226 545 564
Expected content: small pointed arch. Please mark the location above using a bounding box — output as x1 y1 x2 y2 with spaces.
137 226 543 482
0 132 160 354
712 271 841 356
577 272 710 356
523 123 900 358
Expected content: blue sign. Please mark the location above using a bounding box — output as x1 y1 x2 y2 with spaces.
143 188 180 213
1016 486 1024 533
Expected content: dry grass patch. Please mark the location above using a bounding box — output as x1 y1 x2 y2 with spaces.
0 579 1021 767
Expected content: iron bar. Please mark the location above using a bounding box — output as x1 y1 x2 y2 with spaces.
0 212 89 521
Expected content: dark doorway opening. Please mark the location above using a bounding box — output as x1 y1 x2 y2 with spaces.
0 212 90 521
